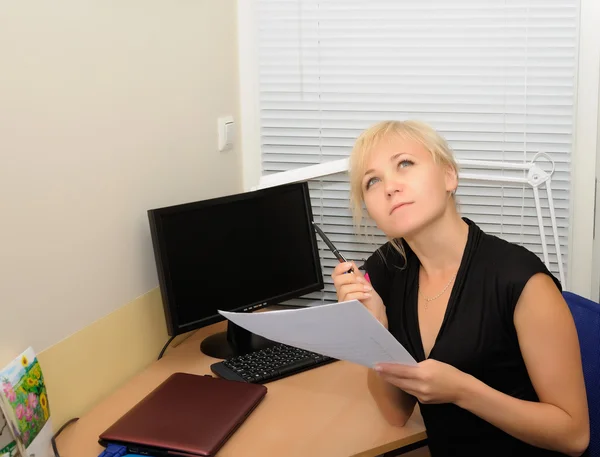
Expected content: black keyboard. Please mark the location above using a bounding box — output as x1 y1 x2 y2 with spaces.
210 344 335 383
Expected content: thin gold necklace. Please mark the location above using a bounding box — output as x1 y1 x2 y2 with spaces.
419 273 456 309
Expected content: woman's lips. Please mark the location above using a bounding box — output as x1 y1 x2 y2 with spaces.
389 202 412 215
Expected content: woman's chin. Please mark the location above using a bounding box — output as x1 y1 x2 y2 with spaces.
386 215 434 240
380 205 452 240
386 223 420 240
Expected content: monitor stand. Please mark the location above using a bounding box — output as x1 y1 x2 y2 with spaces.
200 321 276 360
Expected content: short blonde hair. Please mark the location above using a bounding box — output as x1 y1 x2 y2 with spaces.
349 120 459 260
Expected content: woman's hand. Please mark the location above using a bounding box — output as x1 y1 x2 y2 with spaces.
375 359 470 405
332 261 388 327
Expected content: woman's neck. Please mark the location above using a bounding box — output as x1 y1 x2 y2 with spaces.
404 210 469 277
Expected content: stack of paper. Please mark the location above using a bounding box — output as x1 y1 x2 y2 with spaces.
220 300 416 367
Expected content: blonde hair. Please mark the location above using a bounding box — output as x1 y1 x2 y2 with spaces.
349 120 459 262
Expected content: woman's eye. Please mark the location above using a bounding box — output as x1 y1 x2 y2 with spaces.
398 159 414 169
365 176 380 190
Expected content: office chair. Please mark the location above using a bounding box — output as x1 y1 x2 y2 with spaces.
563 291 600 457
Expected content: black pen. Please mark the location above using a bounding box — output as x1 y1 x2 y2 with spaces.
312 221 354 273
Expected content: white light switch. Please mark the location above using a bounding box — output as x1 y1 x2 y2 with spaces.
218 116 234 151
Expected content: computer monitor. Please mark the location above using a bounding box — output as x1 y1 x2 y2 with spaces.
147 181 324 359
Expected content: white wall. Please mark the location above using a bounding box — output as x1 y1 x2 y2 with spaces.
571 0 600 299
0 0 242 363
594 79 600 302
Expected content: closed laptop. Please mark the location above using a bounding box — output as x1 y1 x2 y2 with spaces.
99 372 267 456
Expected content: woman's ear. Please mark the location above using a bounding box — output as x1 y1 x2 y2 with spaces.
444 166 458 193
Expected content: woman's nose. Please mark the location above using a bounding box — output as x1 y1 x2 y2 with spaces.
385 178 403 197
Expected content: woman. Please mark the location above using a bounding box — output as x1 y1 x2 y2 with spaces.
332 120 589 457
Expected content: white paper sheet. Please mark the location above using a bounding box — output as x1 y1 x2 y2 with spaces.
219 300 416 367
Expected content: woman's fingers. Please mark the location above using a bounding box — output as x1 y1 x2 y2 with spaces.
340 291 372 302
332 262 367 284
332 261 356 278
337 282 373 302
378 374 422 395
332 265 359 290
375 363 419 378
332 261 373 302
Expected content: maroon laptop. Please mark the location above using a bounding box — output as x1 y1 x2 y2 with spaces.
99 372 267 456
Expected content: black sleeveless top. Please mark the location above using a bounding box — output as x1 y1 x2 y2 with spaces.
364 218 571 457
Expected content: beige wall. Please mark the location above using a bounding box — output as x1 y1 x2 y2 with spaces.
37 289 169 428
0 0 241 423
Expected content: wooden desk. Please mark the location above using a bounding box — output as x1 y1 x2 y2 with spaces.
57 321 427 457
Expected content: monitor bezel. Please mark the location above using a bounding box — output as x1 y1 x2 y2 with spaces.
148 181 324 337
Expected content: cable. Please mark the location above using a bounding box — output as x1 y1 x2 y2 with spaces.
51 417 79 457
157 335 176 360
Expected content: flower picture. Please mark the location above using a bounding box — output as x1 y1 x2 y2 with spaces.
0 348 50 449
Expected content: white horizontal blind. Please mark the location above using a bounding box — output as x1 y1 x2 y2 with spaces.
256 0 579 302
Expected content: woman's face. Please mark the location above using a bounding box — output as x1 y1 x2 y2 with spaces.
360 135 456 239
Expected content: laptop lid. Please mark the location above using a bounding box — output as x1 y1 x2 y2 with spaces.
99 372 267 456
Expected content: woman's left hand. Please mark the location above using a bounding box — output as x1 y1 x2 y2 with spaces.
374 359 471 405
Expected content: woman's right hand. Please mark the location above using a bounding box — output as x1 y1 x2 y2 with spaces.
332 262 388 328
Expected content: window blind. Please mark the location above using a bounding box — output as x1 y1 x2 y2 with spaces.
256 0 579 302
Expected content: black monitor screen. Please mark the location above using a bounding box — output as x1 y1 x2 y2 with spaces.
148 182 323 336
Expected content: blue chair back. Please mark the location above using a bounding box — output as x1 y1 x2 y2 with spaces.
563 291 600 457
